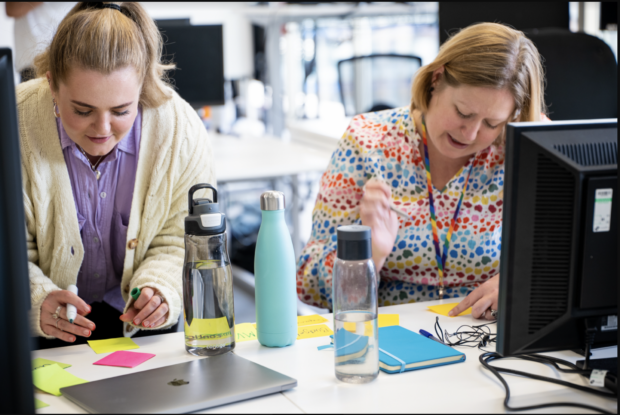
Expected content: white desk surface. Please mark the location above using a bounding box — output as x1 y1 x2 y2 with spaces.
286 118 351 153
211 133 333 183
34 299 617 414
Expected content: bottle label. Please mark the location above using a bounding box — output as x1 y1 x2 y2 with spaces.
184 316 232 348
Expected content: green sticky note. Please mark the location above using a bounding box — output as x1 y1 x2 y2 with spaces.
88 337 139 354
34 398 49 409
32 364 88 396
32 358 71 371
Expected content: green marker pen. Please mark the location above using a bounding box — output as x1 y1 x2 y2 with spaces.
131 287 141 300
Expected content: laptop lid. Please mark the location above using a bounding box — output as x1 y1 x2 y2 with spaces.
61 352 297 414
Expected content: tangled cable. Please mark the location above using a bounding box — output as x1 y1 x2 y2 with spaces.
433 316 497 352
431 316 617 413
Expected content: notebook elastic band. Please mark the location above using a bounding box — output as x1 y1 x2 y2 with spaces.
379 348 406 373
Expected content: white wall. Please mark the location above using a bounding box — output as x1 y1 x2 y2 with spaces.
0 2 255 80
0 3 15 52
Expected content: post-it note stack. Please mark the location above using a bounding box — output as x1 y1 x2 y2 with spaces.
34 398 49 409
93 351 155 368
297 315 328 326
297 324 333 340
87 337 139 354
427 303 472 317
32 358 71 371
235 323 258 343
32 364 88 396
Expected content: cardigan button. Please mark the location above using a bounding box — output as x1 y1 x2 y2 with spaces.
127 239 138 250
124 286 129 294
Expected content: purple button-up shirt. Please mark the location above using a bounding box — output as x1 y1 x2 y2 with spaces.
56 108 142 312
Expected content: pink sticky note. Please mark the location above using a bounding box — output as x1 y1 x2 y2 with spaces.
93 351 155 368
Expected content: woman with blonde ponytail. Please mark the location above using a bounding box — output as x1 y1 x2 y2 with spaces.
297 23 548 318
18 2 215 348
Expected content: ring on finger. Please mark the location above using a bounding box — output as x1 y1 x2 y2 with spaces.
56 318 62 331
52 306 62 320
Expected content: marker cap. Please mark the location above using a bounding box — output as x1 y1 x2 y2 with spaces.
131 287 141 300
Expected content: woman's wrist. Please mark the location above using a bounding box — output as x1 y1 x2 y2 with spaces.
372 253 387 273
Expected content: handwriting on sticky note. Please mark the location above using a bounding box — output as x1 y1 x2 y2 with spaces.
32 358 71 371
427 302 472 317
378 314 399 327
34 398 49 409
235 323 258 342
87 337 139 354
297 324 333 340
93 351 155 368
297 314 328 327
32 364 88 396
184 317 232 345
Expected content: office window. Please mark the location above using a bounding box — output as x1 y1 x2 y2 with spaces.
280 4 439 121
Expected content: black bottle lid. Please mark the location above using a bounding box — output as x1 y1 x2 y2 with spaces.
337 225 372 260
185 183 226 236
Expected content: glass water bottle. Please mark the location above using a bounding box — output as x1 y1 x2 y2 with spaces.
183 184 235 356
332 225 379 383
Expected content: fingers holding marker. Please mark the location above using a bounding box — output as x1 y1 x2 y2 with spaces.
143 302 169 328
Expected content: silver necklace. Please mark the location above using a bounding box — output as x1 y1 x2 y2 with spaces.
77 146 104 180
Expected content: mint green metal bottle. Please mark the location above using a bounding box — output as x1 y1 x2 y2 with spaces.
254 191 297 347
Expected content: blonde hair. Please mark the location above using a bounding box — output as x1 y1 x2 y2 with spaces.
34 2 174 108
411 23 546 142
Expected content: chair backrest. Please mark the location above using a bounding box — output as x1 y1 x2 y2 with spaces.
337 54 422 116
525 28 617 120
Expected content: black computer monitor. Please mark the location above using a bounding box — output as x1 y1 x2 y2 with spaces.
156 22 225 108
497 119 618 362
438 2 570 44
0 48 35 413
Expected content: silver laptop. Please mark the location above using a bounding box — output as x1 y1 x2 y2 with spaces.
61 352 297 413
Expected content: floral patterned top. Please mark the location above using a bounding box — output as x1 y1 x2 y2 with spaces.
296 107 505 309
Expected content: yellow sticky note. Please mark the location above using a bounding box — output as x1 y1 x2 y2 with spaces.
344 321 375 336
235 323 258 343
32 364 88 396
427 302 472 317
297 314 328 327
35 398 49 409
297 324 333 340
87 337 139 354
378 314 399 327
32 358 71 371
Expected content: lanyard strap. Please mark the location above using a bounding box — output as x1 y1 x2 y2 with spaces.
420 116 474 294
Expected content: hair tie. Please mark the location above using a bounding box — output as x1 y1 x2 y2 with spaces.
94 3 122 12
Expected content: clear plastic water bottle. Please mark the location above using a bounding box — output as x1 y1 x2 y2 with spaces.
183 184 235 356
332 225 379 383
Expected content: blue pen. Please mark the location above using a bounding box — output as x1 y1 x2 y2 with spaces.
419 329 445 345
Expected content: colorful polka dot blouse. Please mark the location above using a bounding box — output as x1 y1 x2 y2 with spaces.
296 106 505 309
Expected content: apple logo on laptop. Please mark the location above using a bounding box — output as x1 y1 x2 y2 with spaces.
168 378 190 386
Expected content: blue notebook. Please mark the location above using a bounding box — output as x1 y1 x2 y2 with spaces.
333 328 370 364
378 326 465 374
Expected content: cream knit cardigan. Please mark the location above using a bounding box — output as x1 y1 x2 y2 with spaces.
17 78 215 338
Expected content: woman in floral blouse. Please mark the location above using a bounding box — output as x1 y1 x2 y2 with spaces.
297 22 547 319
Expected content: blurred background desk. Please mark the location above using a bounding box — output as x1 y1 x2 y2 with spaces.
212 133 333 320
33 299 617 414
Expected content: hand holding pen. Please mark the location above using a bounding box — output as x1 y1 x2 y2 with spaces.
360 179 401 271
39 286 95 343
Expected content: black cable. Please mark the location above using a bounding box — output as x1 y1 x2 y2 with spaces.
479 352 617 414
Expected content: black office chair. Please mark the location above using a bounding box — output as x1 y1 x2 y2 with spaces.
524 28 617 120
337 54 422 116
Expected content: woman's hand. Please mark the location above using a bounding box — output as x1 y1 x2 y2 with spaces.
360 179 400 271
40 290 95 342
448 274 499 320
120 287 169 328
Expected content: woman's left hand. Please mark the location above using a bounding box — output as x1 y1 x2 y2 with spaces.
119 287 169 328
448 274 499 320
